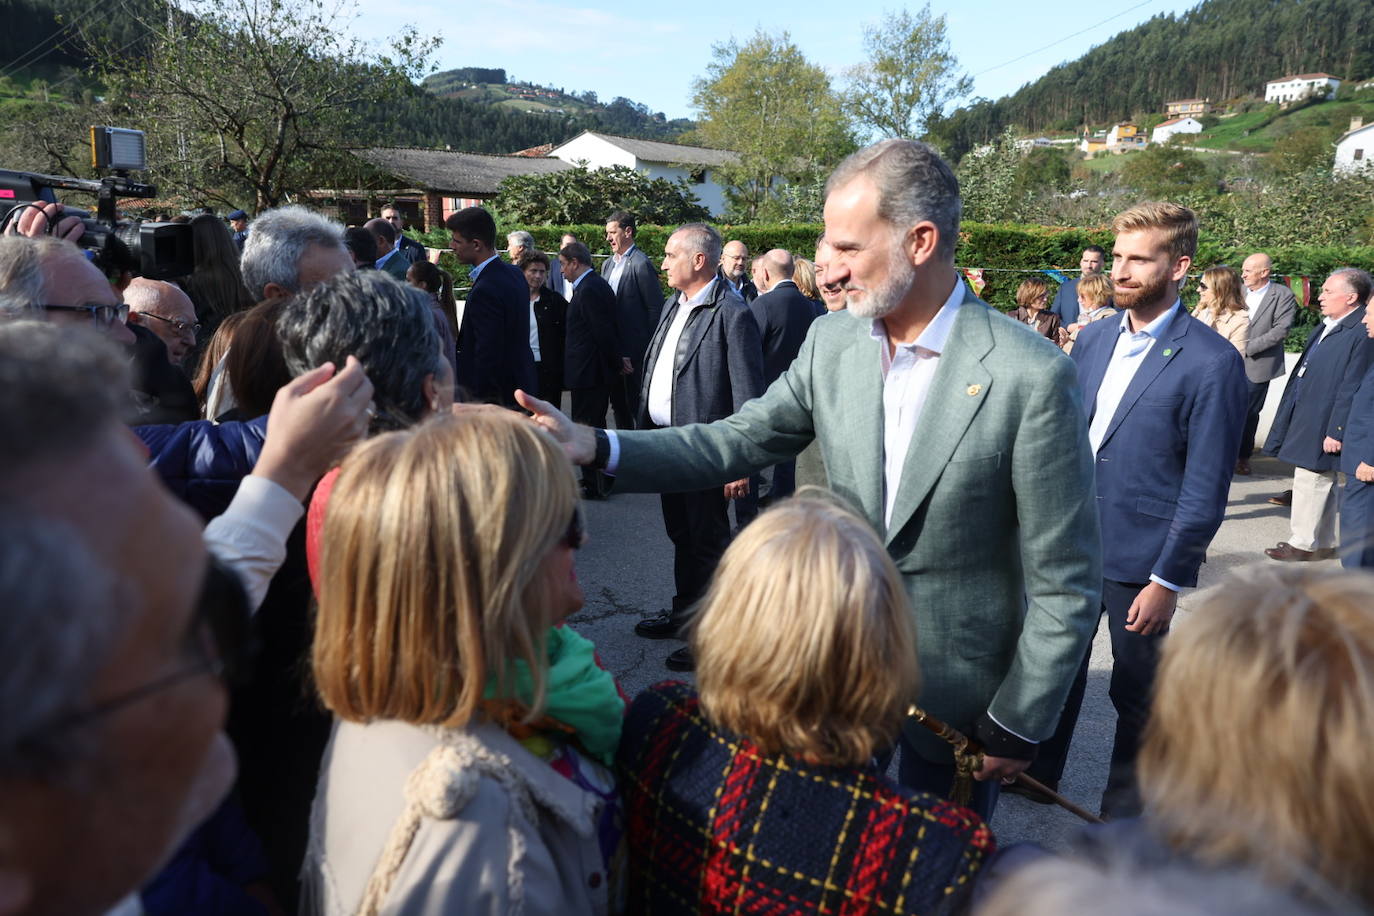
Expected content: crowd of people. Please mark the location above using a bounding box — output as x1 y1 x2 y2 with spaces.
2 135 1374 916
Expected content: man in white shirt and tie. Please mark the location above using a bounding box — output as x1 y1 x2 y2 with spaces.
602 211 664 426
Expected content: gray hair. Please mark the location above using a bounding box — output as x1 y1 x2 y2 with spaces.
507 230 535 251
825 139 962 262
0 509 124 778
673 222 722 267
1332 268 1373 305
277 271 440 432
0 235 76 317
240 205 346 300
0 321 129 477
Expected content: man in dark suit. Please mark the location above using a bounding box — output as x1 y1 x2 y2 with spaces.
720 239 758 302
381 204 426 264
1336 271 1374 568
560 241 626 499
622 223 763 671
445 206 536 407
745 248 820 504
603 210 665 428
1235 252 1298 475
365 218 410 282
1026 202 1246 819
1049 245 1107 329
1264 269 1374 561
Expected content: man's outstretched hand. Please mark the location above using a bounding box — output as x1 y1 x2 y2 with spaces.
516 389 597 465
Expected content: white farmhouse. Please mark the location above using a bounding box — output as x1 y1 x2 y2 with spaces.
1151 116 1203 145
1264 73 1341 104
549 131 738 217
1334 117 1374 174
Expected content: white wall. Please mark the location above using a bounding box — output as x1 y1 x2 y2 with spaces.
1151 118 1203 144
549 134 637 170
642 162 727 217
1335 127 1374 174
1265 79 1339 103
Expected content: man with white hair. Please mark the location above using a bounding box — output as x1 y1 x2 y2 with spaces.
240 205 353 301
1236 252 1298 475
125 278 200 366
507 229 562 293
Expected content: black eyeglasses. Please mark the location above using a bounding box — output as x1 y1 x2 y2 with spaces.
564 510 586 550
40 303 129 327
136 310 202 335
39 557 254 734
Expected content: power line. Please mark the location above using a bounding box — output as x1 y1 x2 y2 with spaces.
971 0 1168 79
0 0 117 82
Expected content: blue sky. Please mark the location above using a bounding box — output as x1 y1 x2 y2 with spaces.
350 0 1204 122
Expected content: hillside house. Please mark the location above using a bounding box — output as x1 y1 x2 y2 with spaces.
1106 123 1146 150
548 131 737 216
1151 117 1204 144
1265 73 1341 104
1334 117 1374 174
1164 99 1209 117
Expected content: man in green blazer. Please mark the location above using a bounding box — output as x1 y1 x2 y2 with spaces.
519 140 1102 819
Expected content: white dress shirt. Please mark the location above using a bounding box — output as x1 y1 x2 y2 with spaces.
647 279 716 428
203 474 304 612
1086 300 1183 591
607 244 636 293
875 281 964 525
1244 281 1270 321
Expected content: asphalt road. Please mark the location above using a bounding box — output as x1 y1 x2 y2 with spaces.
565 443 1318 852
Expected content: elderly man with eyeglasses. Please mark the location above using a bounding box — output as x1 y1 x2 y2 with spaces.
125 278 201 367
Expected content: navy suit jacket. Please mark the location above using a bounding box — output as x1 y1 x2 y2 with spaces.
1341 361 1374 477
602 245 664 369
397 234 427 264
455 257 537 406
637 279 764 428
563 270 622 390
1050 277 1082 326
748 280 821 384
1072 305 1247 587
1265 306 1373 472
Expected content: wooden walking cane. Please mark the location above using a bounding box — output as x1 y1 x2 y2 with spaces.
908 706 1104 825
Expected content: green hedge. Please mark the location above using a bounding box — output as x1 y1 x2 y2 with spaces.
415 221 1374 349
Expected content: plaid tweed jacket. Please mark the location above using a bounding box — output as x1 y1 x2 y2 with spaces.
617 682 995 915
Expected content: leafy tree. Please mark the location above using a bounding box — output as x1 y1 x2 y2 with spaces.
94 0 438 210
1267 123 1342 176
1119 145 1216 198
493 164 708 226
688 30 854 221
956 129 1022 223
844 5 972 141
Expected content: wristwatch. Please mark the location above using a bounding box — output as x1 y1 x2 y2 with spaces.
591 428 610 469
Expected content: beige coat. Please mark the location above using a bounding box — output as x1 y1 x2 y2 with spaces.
1192 305 1249 355
304 719 609 916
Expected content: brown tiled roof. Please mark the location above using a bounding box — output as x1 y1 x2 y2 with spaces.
554 131 738 167
350 147 572 196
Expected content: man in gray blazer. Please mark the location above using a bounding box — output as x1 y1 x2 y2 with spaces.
1236 252 1298 474
519 140 1101 820
603 211 665 425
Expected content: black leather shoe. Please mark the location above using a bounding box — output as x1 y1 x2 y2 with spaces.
634 613 681 640
665 647 695 672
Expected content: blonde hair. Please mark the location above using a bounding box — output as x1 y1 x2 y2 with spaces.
1077 273 1112 310
792 257 819 299
691 494 918 766
1201 266 1245 314
313 408 578 727
1139 567 1374 907
1112 201 1198 261
1015 277 1052 309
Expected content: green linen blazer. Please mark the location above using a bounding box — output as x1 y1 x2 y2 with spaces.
613 285 1103 762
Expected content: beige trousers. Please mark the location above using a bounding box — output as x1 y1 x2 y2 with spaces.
1289 467 1343 551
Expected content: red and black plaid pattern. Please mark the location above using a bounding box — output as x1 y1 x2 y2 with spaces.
617 681 995 915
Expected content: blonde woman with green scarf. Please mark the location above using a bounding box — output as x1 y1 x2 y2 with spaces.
303 408 625 915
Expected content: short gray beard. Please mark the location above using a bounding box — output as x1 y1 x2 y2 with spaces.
845 245 915 319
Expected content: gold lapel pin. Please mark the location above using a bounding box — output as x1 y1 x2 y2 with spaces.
967 384 982 397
